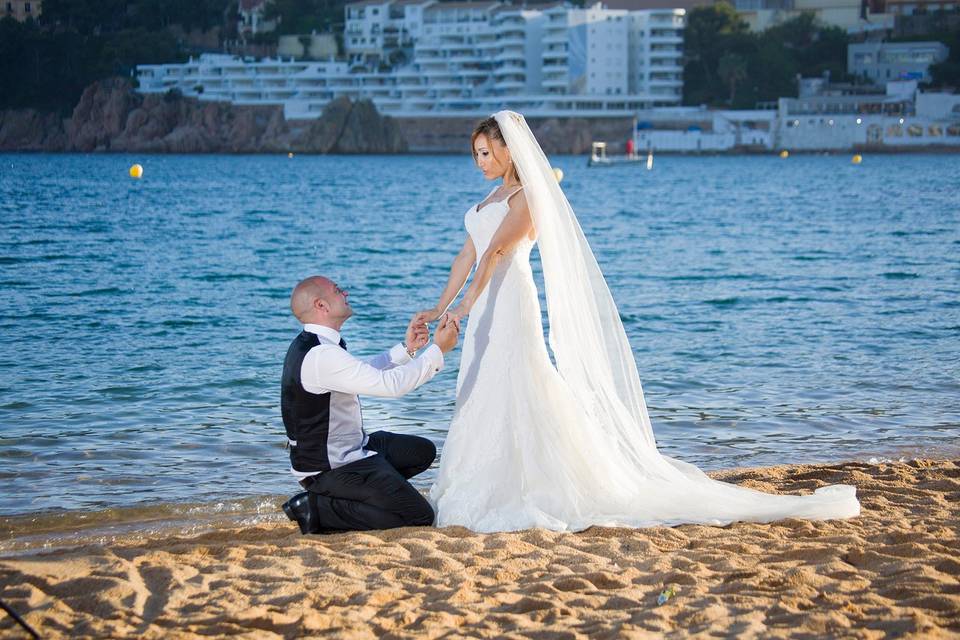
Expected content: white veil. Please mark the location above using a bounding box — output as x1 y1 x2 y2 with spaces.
493 110 858 522
495 110 658 467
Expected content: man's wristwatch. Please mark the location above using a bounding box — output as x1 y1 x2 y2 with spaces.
406 347 417 359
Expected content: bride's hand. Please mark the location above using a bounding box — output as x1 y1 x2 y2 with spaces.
413 308 442 325
447 306 468 323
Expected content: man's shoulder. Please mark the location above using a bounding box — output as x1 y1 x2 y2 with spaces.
301 339 346 363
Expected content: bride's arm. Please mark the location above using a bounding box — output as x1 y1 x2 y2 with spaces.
415 236 477 323
449 193 533 320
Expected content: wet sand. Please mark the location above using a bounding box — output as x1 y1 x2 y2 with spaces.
1 459 958 639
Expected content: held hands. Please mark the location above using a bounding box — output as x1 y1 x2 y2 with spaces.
405 313 430 354
408 305 464 354
446 305 468 324
433 313 461 354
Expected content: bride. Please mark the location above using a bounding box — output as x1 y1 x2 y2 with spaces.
415 111 859 533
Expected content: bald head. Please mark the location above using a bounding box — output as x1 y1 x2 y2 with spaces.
290 276 352 327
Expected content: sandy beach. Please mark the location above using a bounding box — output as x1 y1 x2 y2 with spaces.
1 458 958 639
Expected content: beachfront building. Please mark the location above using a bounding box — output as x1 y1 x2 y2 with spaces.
848 41 950 84
775 80 960 149
732 0 894 34
2 0 41 22
627 79 960 152
136 1 687 118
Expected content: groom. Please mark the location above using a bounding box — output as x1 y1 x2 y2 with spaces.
281 275 459 534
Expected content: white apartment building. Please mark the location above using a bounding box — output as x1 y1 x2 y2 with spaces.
630 9 685 101
344 0 437 61
848 41 949 84
136 1 686 117
542 4 684 100
344 0 395 58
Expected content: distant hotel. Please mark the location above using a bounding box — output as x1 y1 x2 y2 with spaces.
136 1 686 118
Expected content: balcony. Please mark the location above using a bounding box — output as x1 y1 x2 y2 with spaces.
494 24 525 37
649 31 683 44
647 78 683 87
496 34 525 47
423 81 474 92
450 66 491 78
542 51 567 64
494 66 525 77
647 62 683 72
494 79 525 90
494 49 525 63
542 31 567 45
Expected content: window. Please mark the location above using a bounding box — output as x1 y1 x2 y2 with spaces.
5 2 11 12
25 2 32 12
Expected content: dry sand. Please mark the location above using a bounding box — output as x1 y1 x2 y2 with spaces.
1 459 958 639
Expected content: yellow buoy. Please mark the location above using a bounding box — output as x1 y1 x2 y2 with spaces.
852 154 862 165
779 150 789 159
129 164 143 179
288 152 294 158
553 167 564 183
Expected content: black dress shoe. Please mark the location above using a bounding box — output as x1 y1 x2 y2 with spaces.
282 491 318 534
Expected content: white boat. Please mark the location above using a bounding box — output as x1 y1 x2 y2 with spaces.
587 141 646 167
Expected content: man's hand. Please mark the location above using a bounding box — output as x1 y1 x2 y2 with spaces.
433 313 461 354
405 313 430 354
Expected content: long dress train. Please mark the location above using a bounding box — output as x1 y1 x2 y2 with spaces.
429 187 858 533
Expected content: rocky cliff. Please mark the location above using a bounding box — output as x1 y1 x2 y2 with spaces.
0 77 634 154
0 78 408 154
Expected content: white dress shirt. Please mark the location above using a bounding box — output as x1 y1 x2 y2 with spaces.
291 323 444 480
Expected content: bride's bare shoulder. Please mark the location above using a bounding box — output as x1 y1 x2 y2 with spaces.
506 188 528 212
506 189 535 239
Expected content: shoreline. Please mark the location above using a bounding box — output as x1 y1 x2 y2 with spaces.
2 458 958 638
0 453 954 556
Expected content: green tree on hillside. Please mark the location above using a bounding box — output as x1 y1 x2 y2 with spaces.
718 53 748 104
41 0 230 33
682 6 854 108
0 1 232 113
264 0 343 36
927 25 960 89
682 2 750 106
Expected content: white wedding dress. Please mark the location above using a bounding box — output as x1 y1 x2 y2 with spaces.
428 112 859 533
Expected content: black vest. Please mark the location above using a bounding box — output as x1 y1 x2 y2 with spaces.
281 331 332 472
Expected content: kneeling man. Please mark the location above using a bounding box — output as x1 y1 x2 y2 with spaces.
281 276 459 534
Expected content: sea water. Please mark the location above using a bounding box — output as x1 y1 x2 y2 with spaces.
1 152 957 541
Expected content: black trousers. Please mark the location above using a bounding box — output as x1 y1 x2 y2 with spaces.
303 431 436 533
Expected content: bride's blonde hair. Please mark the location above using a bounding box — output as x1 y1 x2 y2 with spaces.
471 117 520 184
